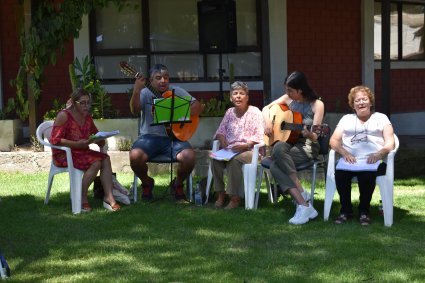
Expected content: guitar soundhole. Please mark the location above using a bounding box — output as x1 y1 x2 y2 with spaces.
280 122 286 131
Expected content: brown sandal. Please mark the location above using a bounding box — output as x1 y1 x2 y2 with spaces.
359 214 371 226
334 213 352 224
103 200 121 212
224 196 241 210
81 202 92 213
215 192 226 208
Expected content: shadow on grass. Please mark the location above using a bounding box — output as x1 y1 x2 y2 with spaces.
0 183 425 282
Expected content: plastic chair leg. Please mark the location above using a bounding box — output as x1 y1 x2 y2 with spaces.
243 164 257 210
45 172 55 205
204 164 213 205
377 177 393 227
255 166 264 209
69 170 83 214
323 180 337 221
186 173 193 202
133 174 138 203
310 163 317 205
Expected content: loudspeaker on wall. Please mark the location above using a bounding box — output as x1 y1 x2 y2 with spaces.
197 0 237 53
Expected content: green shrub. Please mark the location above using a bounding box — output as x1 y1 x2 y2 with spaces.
117 138 133 151
200 92 232 117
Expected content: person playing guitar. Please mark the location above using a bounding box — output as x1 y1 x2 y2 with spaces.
262 71 325 225
129 64 204 201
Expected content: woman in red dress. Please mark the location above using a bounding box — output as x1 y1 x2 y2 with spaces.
50 88 120 212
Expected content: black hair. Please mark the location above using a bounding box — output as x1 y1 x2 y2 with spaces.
284 71 319 102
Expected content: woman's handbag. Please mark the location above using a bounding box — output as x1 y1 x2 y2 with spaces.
93 173 131 205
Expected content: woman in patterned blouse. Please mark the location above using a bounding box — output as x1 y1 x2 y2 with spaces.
211 81 265 209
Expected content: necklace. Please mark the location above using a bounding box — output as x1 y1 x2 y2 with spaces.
351 115 369 145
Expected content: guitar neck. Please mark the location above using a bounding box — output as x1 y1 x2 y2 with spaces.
281 122 305 132
120 62 162 98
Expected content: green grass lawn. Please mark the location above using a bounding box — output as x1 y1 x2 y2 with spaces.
0 172 424 282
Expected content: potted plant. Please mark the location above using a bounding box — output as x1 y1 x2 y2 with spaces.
0 101 23 151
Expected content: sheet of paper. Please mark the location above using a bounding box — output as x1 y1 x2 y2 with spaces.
209 148 240 161
336 157 380 172
90 130 120 141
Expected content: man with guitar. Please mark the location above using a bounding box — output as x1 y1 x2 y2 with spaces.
262 71 325 225
129 64 203 201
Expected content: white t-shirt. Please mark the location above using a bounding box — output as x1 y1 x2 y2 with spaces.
337 112 391 158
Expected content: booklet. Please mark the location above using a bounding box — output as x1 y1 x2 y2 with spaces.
90 130 120 141
336 157 380 172
210 148 240 161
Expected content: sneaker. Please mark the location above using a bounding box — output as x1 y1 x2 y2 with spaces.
292 190 311 205
288 205 302 223
301 191 311 202
289 203 318 225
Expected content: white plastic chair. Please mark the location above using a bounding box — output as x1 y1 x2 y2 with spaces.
205 140 264 209
36 121 84 214
256 126 331 207
323 134 399 227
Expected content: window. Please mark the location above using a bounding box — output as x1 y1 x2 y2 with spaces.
90 0 261 82
374 1 425 60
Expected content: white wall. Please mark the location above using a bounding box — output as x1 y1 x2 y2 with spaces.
268 0 287 101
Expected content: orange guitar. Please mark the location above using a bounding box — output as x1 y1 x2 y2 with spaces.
119 61 199 141
264 103 329 146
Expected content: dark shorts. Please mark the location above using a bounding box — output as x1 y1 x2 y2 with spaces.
131 134 192 160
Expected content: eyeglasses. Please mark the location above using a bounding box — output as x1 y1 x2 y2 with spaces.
75 100 91 106
354 97 369 104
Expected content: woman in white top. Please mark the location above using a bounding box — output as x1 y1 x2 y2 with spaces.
329 85 395 226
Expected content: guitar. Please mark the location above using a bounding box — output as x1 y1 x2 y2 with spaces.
264 103 329 146
119 61 199 142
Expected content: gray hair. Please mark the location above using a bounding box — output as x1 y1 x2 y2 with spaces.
230 81 249 94
149 64 169 79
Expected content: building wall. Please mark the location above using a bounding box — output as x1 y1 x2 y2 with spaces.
1 0 73 123
286 0 362 113
1 0 424 128
375 69 425 113
1 0 22 109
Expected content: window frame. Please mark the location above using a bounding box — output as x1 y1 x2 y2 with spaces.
374 0 425 61
89 0 263 84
